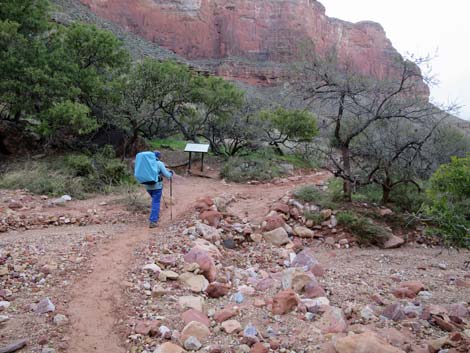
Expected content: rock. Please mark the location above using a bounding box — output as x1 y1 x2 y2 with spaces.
317 306 347 333
35 297 55 314
0 301 10 311
200 210 222 227
214 308 238 323
159 270 180 281
8 201 23 209
381 303 406 321
392 287 416 299
182 309 210 327
181 321 211 341
179 296 204 312
193 239 222 258
221 319 242 334
293 226 314 238
135 320 160 335
271 203 290 214
179 273 209 292
320 209 332 220
399 281 425 295
184 336 202 351
271 289 299 315
159 255 177 267
263 227 290 246
42 348 55 353
446 303 469 318
302 297 330 311
154 342 187 353
0 315 9 323
262 214 286 232
379 208 394 216
382 235 405 249
184 247 217 282
222 238 236 249
160 325 172 339
334 331 405 353
360 305 377 321
196 222 221 241
205 282 230 298
281 268 316 294
250 343 268 353
53 314 69 326
233 292 245 304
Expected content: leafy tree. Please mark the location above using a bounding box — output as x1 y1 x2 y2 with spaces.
259 108 318 154
0 0 129 149
425 156 470 248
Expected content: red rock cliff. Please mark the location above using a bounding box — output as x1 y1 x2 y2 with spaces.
79 0 426 90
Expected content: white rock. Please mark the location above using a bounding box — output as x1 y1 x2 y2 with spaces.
0 315 9 323
0 301 10 310
53 314 69 326
143 263 162 273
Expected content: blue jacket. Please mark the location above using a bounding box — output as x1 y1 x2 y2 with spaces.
145 160 172 190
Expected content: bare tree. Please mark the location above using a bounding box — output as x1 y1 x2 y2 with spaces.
294 51 456 201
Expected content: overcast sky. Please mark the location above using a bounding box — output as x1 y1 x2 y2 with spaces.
320 0 470 121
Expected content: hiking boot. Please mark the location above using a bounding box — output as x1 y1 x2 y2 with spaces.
149 222 158 228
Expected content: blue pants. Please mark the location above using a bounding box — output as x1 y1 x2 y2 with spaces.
147 188 163 223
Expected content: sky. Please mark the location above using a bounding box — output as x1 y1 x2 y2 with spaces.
320 0 470 121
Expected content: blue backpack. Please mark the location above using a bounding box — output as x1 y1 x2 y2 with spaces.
134 151 160 185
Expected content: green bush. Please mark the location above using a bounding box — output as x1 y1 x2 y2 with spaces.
0 146 133 198
293 184 338 210
303 210 323 225
221 156 282 182
425 156 470 248
336 210 391 246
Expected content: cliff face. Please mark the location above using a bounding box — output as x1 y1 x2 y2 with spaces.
79 0 424 90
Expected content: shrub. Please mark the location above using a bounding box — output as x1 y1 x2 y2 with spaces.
336 210 391 246
303 210 323 225
424 156 470 248
293 184 338 210
221 156 282 182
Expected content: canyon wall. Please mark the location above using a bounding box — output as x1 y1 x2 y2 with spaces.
79 0 425 91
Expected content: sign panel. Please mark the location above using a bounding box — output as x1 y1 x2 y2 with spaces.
184 143 210 153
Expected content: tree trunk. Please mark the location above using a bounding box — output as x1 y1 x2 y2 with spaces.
341 145 352 201
381 175 392 204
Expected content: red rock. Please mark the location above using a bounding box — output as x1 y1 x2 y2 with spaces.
318 306 347 334
8 201 22 209
310 263 325 277
392 287 416 299
199 210 222 227
456 278 470 288
289 207 301 220
181 309 210 327
399 281 424 295
304 281 326 298
271 203 290 215
271 289 299 315
80 0 429 95
250 343 268 353
134 320 160 336
184 247 217 282
262 215 285 232
214 308 238 323
205 282 229 298
334 331 405 353
256 278 276 291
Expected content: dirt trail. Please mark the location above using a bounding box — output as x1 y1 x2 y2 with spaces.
66 172 330 353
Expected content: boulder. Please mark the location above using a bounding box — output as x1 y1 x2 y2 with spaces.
271 289 299 315
263 227 290 246
182 309 210 327
271 203 290 214
178 296 205 312
293 226 315 238
196 222 221 241
205 282 230 298
317 306 347 333
184 247 217 282
221 319 242 334
179 273 209 292
382 235 405 249
200 210 222 227
154 342 187 353
181 321 211 341
334 331 405 353
193 239 221 259
262 214 285 232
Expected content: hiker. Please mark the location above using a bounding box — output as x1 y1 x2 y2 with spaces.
134 150 173 228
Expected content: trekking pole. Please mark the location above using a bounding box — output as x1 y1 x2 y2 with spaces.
170 177 173 220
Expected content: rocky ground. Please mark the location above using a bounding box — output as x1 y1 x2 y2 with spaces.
0 170 469 353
